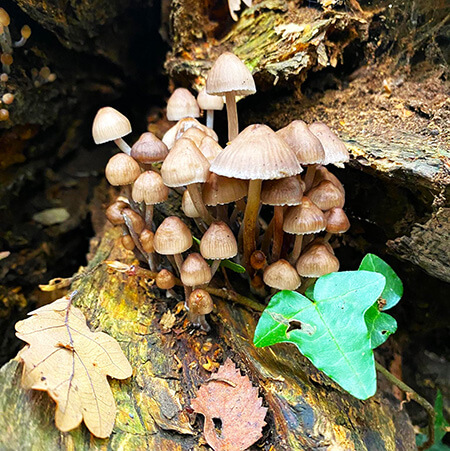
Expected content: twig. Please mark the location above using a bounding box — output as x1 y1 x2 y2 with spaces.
375 361 435 451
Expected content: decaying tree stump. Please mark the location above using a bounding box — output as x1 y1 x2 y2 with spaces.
0 224 416 449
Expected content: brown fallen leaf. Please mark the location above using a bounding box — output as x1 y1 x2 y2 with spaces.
191 358 267 451
15 293 132 438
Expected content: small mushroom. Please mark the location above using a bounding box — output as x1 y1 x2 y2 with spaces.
92 107 133 154
156 268 177 298
166 88 200 121
162 117 218 149
197 88 224 129
306 180 345 211
188 288 213 331
295 243 340 278
105 200 128 226
105 153 141 205
309 122 349 168
312 166 345 196
263 259 301 291
130 132 168 167
324 207 350 242
180 253 212 289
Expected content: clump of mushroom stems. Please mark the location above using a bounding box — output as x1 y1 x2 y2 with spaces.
94 52 350 332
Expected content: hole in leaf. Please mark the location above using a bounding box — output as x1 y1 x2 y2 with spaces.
381 330 388 335
213 417 223 437
287 321 303 334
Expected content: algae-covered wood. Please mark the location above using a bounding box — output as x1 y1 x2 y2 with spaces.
0 225 416 450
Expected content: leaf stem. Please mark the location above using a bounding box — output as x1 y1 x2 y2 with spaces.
375 361 435 451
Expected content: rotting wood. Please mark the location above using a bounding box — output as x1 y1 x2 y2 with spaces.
0 225 416 450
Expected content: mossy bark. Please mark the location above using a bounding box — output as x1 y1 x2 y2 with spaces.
0 224 416 450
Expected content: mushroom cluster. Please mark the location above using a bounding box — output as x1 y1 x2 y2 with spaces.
93 52 350 331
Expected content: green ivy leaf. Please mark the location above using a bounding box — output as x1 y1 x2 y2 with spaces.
254 271 386 400
359 254 403 310
364 304 397 349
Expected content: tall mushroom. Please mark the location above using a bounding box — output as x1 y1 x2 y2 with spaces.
92 107 132 155
206 52 256 141
197 88 224 129
309 122 349 168
324 207 350 242
210 124 301 273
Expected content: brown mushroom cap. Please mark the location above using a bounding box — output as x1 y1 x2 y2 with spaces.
105 153 141 186
105 200 128 225
132 171 169 205
130 132 168 164
153 216 192 255
140 229 155 253
122 208 145 234
312 166 345 196
182 127 207 147
261 176 303 206
296 243 340 277
156 269 176 290
306 180 345 211
167 88 200 121
162 118 219 149
202 173 247 206
277 120 325 165
92 107 131 145
206 52 256 96
198 136 222 163
325 207 350 234
263 259 301 291
309 122 349 167
197 88 224 111
122 234 135 251
200 221 238 260
180 253 212 287
189 289 213 315
283 197 326 235
161 138 210 187
210 124 302 180
250 250 267 270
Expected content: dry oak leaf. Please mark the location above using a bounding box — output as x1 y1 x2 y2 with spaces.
15 295 132 438
191 358 267 451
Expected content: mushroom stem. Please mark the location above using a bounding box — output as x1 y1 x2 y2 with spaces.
217 204 229 223
243 179 262 273
225 92 239 141
290 235 303 264
261 217 274 257
187 183 214 225
304 164 317 191
122 212 148 259
323 232 332 243
114 138 131 155
173 253 184 276
188 311 210 332
210 260 221 278
206 110 214 129
145 205 154 229
123 185 141 214
272 206 284 262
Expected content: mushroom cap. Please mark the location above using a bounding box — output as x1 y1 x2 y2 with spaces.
261 176 303 206
130 132 169 164
277 120 325 165
122 234 135 251
283 196 326 235
189 289 213 315
203 173 247 206
161 138 210 187
105 153 141 186
92 107 131 144
132 171 169 205
263 259 301 291
197 88 224 111
140 229 155 253
313 165 345 196
162 118 218 149
167 88 200 121
156 269 176 289
122 208 145 234
182 190 200 218
153 216 192 255
325 207 350 234
206 52 256 96
198 136 223 163
210 124 302 180
306 180 345 211
180 253 212 287
309 122 349 167
182 127 207 147
200 221 238 260
105 200 127 225
296 244 340 277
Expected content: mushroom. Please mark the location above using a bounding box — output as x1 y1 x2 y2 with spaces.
180 253 212 290
250 250 267 271
92 107 133 155
105 200 128 226
153 216 193 275
162 117 218 149
188 289 213 331
306 180 345 211
161 137 213 224
14 25 31 48
277 120 325 190
261 176 303 262
283 196 327 264
197 88 224 129
263 259 301 291
206 52 256 141
166 88 200 121
121 234 135 251
130 132 168 167
295 243 340 278
139 229 155 253
200 221 238 276
105 153 141 205
312 166 345 196
198 136 223 163
309 122 349 168
324 207 350 242
181 127 207 148
0 8 12 54
210 124 302 273
156 269 177 299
